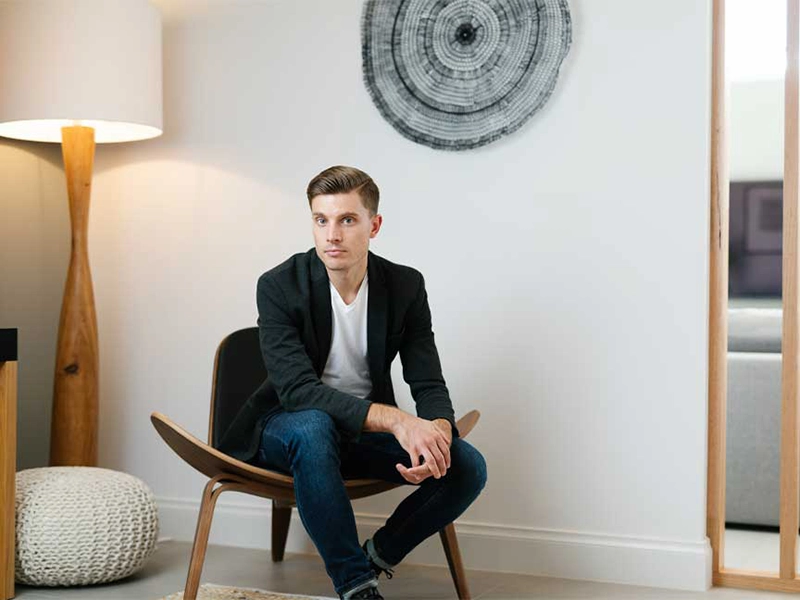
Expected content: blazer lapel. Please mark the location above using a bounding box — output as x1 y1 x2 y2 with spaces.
367 251 387 387
310 251 332 374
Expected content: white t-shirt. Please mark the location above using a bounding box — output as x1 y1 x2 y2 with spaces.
320 274 372 399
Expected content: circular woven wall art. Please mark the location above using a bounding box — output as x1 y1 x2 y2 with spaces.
362 0 572 151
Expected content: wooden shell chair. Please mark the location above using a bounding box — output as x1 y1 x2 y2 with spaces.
151 327 480 600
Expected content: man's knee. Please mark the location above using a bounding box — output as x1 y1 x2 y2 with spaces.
450 440 488 496
285 409 340 457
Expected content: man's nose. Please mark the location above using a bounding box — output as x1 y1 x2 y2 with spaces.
327 223 342 242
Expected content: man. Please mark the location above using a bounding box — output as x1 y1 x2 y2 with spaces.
219 166 487 600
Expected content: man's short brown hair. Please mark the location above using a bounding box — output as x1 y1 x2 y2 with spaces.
306 166 380 215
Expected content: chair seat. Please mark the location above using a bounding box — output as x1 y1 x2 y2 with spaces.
153 412 460 503
151 410 480 503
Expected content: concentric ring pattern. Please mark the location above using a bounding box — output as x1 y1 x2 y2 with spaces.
362 0 572 150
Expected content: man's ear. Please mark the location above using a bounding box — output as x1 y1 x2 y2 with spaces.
370 214 383 238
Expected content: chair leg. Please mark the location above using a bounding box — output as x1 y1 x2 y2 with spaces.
439 522 471 600
184 477 226 600
271 500 293 562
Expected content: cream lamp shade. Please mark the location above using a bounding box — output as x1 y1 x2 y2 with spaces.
0 0 163 143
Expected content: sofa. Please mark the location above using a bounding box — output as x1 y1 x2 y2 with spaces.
726 305 783 527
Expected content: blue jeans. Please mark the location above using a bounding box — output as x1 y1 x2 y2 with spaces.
253 408 488 598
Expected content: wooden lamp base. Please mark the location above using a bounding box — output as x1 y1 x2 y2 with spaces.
50 126 98 467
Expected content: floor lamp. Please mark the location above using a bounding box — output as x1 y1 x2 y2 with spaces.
0 0 163 466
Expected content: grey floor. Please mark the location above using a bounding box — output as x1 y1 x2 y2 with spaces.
725 528 791 572
9 540 798 600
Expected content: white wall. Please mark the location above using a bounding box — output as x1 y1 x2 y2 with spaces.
730 79 784 180
0 0 713 591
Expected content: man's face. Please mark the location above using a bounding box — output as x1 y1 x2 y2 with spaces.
311 191 382 275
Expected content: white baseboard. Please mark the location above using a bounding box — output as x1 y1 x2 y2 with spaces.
156 496 711 592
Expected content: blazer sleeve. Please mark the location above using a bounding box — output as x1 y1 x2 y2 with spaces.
399 273 460 440
257 274 373 439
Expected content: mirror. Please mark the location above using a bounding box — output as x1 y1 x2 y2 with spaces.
724 0 786 573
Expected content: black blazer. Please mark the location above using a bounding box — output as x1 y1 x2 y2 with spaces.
218 249 459 462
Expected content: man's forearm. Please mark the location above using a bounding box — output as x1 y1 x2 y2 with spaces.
363 404 453 443
363 402 411 434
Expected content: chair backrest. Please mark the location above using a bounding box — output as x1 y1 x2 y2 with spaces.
208 327 266 449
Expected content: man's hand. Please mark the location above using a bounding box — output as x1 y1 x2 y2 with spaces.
392 415 451 484
362 404 454 485
432 418 453 446
399 420 452 483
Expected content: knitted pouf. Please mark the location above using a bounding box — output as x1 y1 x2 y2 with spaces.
15 467 159 586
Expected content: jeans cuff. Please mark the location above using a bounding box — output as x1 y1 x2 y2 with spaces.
340 575 378 599
366 537 396 570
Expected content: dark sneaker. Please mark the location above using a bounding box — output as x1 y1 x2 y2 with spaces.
347 585 384 599
362 540 395 580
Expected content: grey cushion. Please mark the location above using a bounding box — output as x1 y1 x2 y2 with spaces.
726 352 782 526
728 308 782 353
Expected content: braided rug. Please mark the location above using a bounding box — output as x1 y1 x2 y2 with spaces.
362 0 572 150
159 584 333 599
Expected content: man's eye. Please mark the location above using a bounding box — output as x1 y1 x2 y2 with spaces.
316 218 326 225
343 217 354 224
